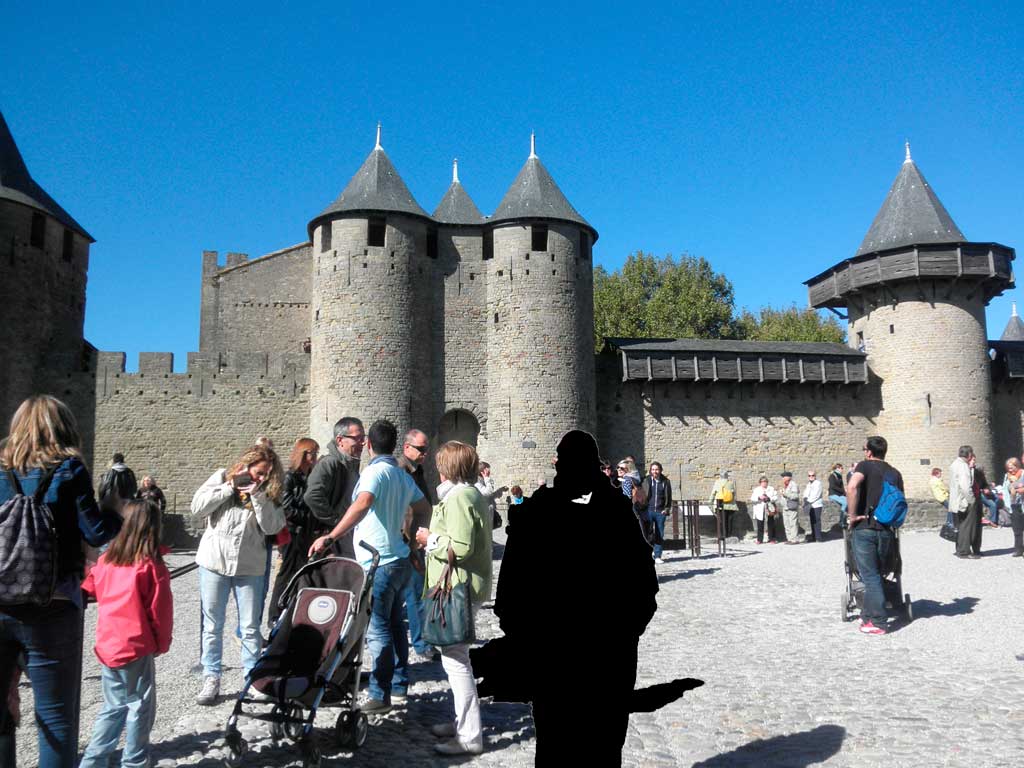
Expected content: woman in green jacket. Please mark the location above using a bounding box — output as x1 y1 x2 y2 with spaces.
414 441 492 756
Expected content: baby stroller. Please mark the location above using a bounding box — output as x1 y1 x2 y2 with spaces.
222 541 380 768
840 527 912 624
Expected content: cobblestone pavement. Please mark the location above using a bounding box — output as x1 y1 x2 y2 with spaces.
15 526 1024 766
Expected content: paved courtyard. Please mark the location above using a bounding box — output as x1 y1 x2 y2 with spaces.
15 525 1024 766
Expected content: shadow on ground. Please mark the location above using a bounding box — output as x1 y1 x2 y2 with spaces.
691 724 846 767
658 568 720 584
910 596 979 619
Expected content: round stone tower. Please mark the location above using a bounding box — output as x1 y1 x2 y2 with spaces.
484 135 598 486
307 127 436 447
0 110 93 425
806 144 1015 497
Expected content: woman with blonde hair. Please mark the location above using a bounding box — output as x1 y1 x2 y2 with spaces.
191 443 285 705
267 438 320 626
415 441 492 756
0 395 122 767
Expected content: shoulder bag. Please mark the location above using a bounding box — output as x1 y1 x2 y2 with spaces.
421 544 474 647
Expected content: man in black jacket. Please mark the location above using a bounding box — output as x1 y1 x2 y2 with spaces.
641 462 672 563
397 428 436 661
303 417 363 558
98 452 138 509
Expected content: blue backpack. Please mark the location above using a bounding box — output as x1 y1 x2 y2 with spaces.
871 471 908 528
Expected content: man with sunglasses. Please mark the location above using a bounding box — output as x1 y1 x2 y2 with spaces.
398 429 436 662
304 416 364 558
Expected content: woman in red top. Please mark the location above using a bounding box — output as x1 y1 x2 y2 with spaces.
80 499 173 768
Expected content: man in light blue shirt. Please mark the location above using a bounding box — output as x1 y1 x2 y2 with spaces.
309 419 431 713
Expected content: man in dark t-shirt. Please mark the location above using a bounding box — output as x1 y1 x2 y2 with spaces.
846 435 904 636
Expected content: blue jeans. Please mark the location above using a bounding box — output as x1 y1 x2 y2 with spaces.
980 495 998 523
199 567 263 677
366 558 411 702
0 602 84 768
79 655 156 768
649 511 667 557
851 527 894 625
405 560 429 655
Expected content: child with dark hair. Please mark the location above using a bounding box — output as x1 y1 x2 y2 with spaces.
79 499 173 768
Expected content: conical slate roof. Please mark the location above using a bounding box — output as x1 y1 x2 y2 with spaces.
490 139 595 237
1001 303 1024 341
313 134 430 225
856 145 964 256
0 111 92 241
432 161 483 225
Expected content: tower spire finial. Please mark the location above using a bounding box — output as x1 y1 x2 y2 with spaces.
529 131 537 159
904 140 912 163
375 122 382 150
452 158 459 184
1014 301 1019 318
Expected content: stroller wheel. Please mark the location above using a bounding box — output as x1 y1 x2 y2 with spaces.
904 593 913 622
223 736 247 768
335 710 369 748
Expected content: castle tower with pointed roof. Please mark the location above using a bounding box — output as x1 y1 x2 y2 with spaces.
0 110 94 423
306 126 439 444
806 144 1015 495
483 133 598 482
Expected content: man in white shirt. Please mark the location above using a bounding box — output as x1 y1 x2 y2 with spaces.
803 471 824 542
309 420 432 714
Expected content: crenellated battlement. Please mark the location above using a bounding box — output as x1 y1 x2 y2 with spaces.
94 350 310 400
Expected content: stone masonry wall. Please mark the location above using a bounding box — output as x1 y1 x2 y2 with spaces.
595 352 884 507
0 200 91 428
91 351 309 541
199 245 312 355
848 285 995 497
993 380 1024 468
484 222 595 489
309 215 432 449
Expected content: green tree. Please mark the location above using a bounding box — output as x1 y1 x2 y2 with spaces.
733 305 846 343
593 252 735 350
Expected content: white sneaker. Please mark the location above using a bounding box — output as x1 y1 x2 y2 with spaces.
654 557 665 564
434 737 483 755
430 722 457 738
196 676 220 706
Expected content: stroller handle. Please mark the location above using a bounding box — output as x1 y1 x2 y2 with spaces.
357 540 381 576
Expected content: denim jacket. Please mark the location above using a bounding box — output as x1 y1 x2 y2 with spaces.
0 457 123 606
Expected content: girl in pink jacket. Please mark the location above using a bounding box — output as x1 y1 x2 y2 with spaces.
80 499 173 768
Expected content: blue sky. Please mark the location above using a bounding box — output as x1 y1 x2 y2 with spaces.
3 1 1022 369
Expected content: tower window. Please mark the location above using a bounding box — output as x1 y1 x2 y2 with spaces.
62 228 74 262
580 230 592 259
889 324 895 335
426 228 438 260
482 229 493 260
367 217 386 247
30 212 45 249
531 224 548 252
321 223 332 252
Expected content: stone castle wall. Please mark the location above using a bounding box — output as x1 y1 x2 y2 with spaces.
199 246 312 355
483 222 596 488
849 285 995 496
594 353 884 504
90 351 309 526
993 381 1024 470
0 200 91 428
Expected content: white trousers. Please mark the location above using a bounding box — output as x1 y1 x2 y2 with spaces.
440 641 483 748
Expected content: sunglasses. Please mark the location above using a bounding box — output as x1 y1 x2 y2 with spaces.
343 434 365 442
408 444 428 455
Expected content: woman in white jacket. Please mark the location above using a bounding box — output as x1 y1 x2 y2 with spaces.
191 444 285 705
750 475 779 544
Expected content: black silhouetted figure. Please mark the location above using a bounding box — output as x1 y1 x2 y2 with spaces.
479 430 662 766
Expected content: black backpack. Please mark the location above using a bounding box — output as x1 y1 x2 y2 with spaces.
0 467 59 606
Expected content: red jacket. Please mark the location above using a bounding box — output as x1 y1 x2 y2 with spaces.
81 552 174 668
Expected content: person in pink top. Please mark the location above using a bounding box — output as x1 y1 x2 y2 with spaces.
79 499 173 768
